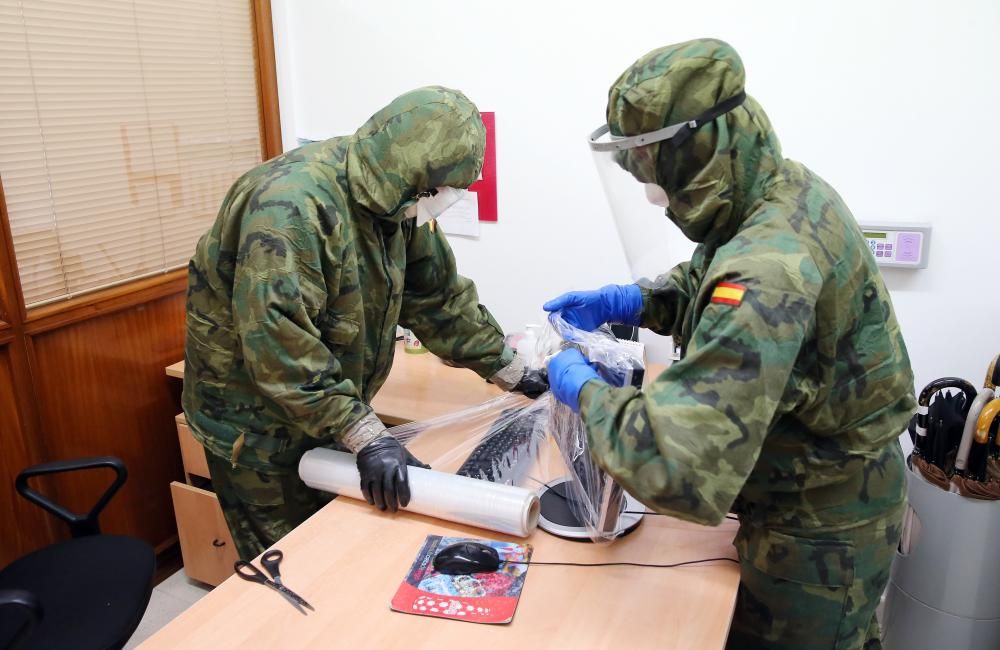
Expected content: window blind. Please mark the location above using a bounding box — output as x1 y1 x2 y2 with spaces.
0 0 262 307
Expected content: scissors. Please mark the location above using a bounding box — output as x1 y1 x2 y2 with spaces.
234 549 315 615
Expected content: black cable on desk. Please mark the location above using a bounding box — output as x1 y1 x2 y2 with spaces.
479 478 742 570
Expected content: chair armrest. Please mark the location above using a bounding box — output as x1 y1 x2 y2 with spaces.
0 589 42 650
15 457 127 537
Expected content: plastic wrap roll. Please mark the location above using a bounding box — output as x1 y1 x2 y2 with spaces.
298 448 540 537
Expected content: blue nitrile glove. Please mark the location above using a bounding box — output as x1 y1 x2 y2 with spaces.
547 348 602 413
542 284 643 331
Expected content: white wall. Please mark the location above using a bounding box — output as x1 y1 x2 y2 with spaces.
273 0 1000 389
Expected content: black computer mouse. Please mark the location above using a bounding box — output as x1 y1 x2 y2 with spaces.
432 542 502 575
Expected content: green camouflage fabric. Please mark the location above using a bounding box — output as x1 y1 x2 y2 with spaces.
205 453 330 561
727 496 903 650
183 86 512 475
578 39 915 648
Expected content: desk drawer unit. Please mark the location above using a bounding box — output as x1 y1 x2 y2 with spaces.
175 414 211 481
170 482 238 586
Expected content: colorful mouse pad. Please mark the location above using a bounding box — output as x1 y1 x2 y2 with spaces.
390 535 533 624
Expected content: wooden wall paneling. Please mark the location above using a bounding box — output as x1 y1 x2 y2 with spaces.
0 345 55 566
0 178 57 564
28 292 186 548
251 0 282 160
0 180 26 326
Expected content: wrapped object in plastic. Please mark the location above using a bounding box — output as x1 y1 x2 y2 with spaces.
536 313 648 540
407 314 645 543
390 394 553 488
299 313 649 542
537 312 645 389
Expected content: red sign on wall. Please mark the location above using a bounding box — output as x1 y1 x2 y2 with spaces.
469 112 497 222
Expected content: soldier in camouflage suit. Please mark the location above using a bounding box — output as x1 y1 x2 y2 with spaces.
544 40 915 649
183 87 545 561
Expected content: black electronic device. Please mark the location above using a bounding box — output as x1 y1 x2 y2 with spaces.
455 406 542 485
593 352 644 389
609 324 639 342
432 542 502 575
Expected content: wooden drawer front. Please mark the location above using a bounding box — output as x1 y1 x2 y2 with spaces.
175 414 211 480
170 482 238 587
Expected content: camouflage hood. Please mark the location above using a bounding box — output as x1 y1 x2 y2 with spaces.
346 86 485 219
607 39 783 247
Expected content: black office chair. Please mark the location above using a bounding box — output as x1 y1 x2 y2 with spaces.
0 457 156 650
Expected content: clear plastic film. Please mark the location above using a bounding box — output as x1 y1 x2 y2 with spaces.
378 313 647 543
536 312 645 390
390 393 554 490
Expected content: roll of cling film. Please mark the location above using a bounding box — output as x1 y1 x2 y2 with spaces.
404 329 428 354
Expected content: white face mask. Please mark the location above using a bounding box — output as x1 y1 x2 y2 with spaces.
411 187 467 227
643 183 670 208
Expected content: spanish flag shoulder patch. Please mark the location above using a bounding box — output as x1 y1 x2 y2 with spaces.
711 282 747 306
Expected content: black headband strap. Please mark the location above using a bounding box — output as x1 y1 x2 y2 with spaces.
671 90 747 147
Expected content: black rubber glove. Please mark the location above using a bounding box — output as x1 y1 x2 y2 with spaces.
511 368 549 399
356 436 429 512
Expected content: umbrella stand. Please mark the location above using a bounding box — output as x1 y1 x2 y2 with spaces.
912 454 950 490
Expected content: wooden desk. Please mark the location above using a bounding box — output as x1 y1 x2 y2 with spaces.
164 346 679 590
167 344 667 426
141 497 739 649
166 343 506 426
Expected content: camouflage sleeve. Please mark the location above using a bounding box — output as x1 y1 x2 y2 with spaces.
399 223 512 378
638 262 692 336
233 202 369 444
578 277 815 526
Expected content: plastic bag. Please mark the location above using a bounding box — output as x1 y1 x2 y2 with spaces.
537 312 645 389
539 313 647 540
387 312 647 542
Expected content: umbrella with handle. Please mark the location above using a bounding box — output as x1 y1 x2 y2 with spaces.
929 390 968 471
953 388 995 475
966 399 997 482
953 398 1000 499
913 378 978 459
984 353 1000 392
992 419 1000 482
912 389 967 488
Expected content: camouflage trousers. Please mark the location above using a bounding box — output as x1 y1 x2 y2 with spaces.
726 504 903 650
206 452 332 561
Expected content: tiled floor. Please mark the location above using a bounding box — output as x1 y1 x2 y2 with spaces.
124 570 211 649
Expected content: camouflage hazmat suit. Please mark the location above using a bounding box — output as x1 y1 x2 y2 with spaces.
183 87 523 560
578 41 915 649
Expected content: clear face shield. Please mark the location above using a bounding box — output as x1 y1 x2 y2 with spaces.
588 91 747 287
588 120 695 288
